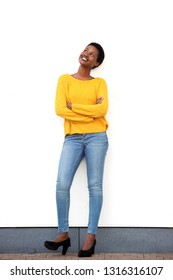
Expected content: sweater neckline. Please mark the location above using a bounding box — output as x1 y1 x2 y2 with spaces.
68 74 98 82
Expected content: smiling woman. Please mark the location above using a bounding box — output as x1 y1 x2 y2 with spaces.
72 43 105 79
1 0 173 258
44 42 109 257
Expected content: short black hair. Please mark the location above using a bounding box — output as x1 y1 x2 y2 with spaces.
88 42 105 69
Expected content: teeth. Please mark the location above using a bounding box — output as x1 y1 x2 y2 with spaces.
82 57 87 61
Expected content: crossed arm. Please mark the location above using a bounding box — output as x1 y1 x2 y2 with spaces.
55 77 108 122
67 96 103 109
56 97 104 123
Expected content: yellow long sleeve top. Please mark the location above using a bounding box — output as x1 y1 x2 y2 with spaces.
55 74 109 136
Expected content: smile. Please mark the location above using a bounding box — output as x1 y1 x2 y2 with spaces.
81 56 88 61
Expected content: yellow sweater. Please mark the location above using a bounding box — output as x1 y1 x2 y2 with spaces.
55 74 109 136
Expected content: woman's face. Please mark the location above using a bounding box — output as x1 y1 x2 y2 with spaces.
79 45 99 69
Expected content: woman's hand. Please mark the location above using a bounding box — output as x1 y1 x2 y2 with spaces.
66 101 72 110
96 97 104 104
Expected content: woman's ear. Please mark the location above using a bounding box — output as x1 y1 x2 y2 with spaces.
94 61 100 68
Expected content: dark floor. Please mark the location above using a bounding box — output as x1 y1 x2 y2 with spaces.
1 253 173 260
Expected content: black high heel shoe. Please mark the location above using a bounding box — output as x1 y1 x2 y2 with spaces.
78 239 96 257
44 237 71 255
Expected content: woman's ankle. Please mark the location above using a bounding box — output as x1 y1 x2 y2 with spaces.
53 232 69 242
82 233 96 250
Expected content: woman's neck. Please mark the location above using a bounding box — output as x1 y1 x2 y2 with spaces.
72 66 94 80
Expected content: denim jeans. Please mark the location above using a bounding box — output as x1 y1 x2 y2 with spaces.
56 132 108 235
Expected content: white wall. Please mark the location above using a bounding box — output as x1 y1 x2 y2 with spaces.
0 0 173 227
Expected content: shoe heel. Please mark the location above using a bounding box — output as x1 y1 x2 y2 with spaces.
62 238 71 255
62 245 69 255
91 239 96 254
92 245 95 254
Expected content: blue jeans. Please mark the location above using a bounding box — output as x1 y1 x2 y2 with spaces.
56 132 108 235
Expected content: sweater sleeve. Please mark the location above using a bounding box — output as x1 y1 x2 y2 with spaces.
55 76 93 123
72 79 108 118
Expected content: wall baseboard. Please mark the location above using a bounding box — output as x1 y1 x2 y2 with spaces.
0 227 173 254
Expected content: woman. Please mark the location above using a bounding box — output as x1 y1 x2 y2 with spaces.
44 42 109 257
